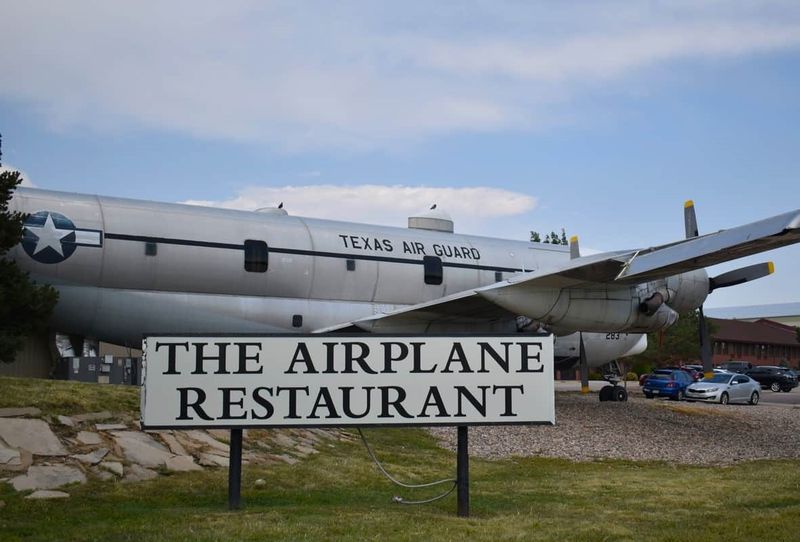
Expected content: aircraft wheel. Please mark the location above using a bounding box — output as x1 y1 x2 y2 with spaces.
613 386 628 402
599 385 614 402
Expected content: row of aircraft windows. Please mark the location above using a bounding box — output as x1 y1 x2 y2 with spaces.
146 240 503 284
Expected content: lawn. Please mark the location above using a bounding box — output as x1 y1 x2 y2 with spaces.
1 377 799 541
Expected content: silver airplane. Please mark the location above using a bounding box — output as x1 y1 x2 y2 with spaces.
8 187 800 372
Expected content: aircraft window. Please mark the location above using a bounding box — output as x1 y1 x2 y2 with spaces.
495 271 503 282
145 242 157 256
423 256 443 285
292 314 303 328
346 259 356 271
244 240 268 272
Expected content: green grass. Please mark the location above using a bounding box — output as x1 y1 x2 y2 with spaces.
1 377 799 541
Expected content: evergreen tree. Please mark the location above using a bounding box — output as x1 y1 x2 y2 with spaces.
0 170 58 362
530 231 541 243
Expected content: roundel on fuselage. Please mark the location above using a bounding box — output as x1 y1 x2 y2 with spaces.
21 211 78 264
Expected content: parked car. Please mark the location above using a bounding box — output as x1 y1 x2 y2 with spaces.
745 366 799 392
685 364 711 376
716 361 753 373
642 369 693 400
685 373 760 405
659 365 703 381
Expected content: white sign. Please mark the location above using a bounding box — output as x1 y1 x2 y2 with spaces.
141 335 554 429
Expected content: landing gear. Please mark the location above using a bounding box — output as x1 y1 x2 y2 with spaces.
599 384 628 402
598 361 628 402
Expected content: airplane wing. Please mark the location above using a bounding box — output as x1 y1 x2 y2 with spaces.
314 209 800 333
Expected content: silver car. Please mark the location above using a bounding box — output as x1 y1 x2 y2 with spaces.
685 373 760 405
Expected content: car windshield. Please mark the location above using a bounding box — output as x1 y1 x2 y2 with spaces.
649 374 671 380
702 374 731 384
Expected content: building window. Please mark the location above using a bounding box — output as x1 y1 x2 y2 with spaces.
346 259 356 271
244 240 268 272
423 256 443 285
145 242 157 256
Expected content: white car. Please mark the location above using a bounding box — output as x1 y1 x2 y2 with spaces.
685 373 760 405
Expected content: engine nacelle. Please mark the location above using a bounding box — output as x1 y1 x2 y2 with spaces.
637 269 709 315
479 284 678 333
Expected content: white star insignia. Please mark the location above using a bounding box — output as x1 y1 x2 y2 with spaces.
26 213 72 257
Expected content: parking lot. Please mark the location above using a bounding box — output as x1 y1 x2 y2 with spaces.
431 385 800 464
556 380 800 406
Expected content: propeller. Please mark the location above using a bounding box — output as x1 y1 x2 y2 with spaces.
569 235 581 260
683 201 774 378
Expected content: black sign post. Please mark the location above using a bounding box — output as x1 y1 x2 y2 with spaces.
457 425 469 517
228 428 243 510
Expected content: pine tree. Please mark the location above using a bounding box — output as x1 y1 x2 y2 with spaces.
0 170 58 362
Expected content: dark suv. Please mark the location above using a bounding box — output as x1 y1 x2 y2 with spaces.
744 366 798 392
717 361 753 373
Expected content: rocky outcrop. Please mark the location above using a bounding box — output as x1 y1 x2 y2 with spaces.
0 418 68 456
0 403 353 500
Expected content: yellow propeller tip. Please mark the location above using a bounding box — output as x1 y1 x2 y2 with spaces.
768 261 775 274
569 236 579 243
684 200 694 208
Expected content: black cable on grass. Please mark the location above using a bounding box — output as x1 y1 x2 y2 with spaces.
357 428 456 505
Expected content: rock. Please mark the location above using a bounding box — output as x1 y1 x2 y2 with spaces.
56 415 76 427
294 445 317 457
96 423 127 431
72 448 109 465
198 453 229 467
73 411 112 422
110 431 172 468
271 432 297 448
254 478 266 487
178 431 229 455
158 433 188 456
0 418 68 456
0 447 22 469
0 407 42 418
11 465 86 491
165 455 202 472
100 461 123 477
95 470 115 481
206 429 231 441
123 464 158 483
272 454 298 465
76 431 104 446
25 490 70 500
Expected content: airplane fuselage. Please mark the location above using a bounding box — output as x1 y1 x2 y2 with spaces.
10 187 656 366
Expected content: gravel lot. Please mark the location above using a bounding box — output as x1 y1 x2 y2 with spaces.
429 392 800 464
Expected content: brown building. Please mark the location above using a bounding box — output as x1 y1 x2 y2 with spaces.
710 318 800 367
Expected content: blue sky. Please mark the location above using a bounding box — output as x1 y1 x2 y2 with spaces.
2 1 799 308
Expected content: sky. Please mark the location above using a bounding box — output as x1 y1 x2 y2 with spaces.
1 1 799 309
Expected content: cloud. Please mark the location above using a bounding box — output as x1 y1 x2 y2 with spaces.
0 166 35 187
1 2 799 151
182 184 537 234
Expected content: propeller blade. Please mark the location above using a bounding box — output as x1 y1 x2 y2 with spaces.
709 262 774 292
684 200 699 239
698 306 713 378
685 201 712 377
569 235 581 260
579 332 589 394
